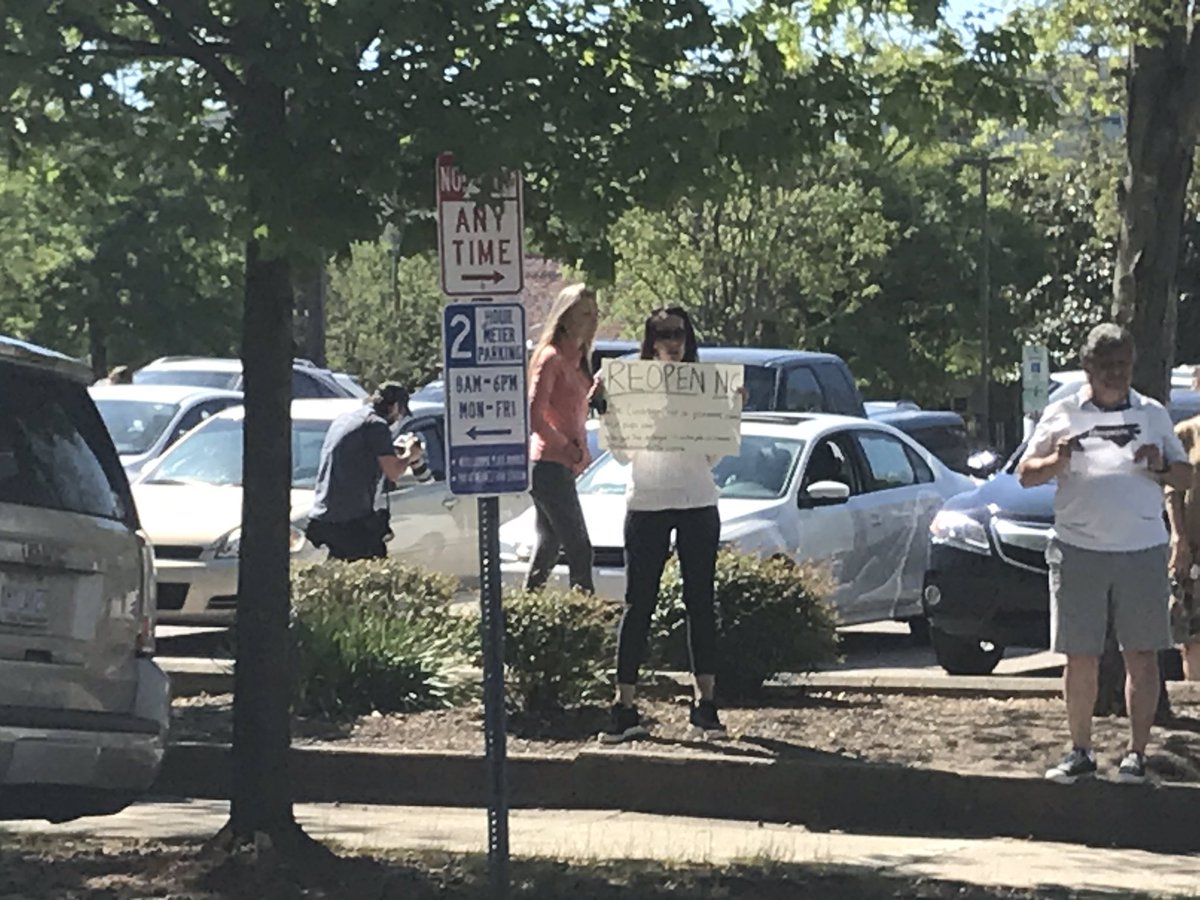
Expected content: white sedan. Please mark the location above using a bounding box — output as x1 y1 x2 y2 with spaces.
132 399 529 623
499 413 974 626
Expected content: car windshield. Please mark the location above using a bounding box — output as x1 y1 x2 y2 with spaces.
134 368 240 390
144 417 332 488
577 435 805 500
94 399 180 455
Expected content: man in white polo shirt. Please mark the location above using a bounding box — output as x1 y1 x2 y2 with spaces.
1018 324 1191 784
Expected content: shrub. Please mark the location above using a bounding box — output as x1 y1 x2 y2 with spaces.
291 558 474 717
650 549 839 696
502 587 618 712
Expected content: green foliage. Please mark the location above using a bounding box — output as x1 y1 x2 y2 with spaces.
651 550 839 696
291 559 474 717
325 241 445 390
502 587 618 712
607 159 895 348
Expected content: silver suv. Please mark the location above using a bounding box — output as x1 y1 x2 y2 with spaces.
0 336 168 821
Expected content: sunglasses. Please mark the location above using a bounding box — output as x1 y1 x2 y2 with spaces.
653 327 686 341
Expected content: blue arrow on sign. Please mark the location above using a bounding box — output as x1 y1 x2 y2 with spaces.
468 426 514 440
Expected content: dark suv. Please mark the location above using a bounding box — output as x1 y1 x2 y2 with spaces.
922 390 1200 675
676 348 865 417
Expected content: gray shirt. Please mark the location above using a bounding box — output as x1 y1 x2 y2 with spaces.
310 406 394 523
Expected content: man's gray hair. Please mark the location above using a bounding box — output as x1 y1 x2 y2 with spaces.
1080 323 1135 365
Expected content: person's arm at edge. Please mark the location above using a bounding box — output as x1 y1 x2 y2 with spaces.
1156 412 1192 492
1016 413 1067 488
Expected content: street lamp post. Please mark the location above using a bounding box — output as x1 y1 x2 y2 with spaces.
958 154 1014 444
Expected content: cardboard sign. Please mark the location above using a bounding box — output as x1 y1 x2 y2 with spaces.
1059 409 1151 478
599 360 743 454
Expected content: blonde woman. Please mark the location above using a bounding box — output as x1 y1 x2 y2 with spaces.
525 283 598 592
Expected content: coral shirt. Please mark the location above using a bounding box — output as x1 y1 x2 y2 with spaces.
528 344 590 466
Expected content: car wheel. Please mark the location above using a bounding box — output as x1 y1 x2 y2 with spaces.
931 626 1004 675
904 616 931 646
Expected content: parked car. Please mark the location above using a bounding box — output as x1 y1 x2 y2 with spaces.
132 399 529 623
0 336 168 821
408 378 446 416
133 356 353 399
923 386 1200 676
501 413 973 628
89 384 244 478
867 410 971 475
865 400 921 415
331 372 368 398
592 339 638 373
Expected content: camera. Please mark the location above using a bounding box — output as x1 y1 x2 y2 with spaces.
395 433 434 483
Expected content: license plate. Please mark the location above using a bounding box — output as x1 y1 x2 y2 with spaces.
0 577 50 630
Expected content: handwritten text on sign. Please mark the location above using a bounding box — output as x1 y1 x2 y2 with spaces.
600 360 744 454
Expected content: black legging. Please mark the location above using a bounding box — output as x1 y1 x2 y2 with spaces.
616 505 720 684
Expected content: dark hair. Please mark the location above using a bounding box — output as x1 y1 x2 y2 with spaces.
639 307 699 362
371 381 410 416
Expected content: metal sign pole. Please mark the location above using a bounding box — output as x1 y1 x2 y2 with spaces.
477 495 509 898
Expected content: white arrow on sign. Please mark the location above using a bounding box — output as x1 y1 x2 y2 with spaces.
436 153 524 296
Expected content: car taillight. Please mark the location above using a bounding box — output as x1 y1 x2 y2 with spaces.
136 530 157 656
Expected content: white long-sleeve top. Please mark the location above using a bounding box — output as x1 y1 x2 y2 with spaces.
611 447 720 511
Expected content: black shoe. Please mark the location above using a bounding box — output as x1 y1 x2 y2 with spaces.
598 703 648 745
1117 751 1148 785
1044 747 1097 783
689 700 729 741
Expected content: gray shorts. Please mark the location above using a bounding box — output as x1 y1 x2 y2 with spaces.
1046 538 1172 656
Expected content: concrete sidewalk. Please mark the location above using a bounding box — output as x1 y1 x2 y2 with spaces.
3 800 1196 897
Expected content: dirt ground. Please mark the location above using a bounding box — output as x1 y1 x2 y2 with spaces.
170 689 1200 782
0 836 1164 900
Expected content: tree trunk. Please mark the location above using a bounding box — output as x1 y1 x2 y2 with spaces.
87 313 107 380
1111 33 1195 401
1104 16 1200 718
212 70 308 854
293 260 327 367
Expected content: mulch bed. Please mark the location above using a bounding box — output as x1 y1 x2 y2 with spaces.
170 689 1200 783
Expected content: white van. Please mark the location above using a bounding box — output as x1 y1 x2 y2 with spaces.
0 336 168 821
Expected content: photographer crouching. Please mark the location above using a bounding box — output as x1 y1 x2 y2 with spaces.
305 382 426 561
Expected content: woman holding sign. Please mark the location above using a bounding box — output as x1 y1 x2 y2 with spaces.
600 307 729 744
525 283 598 593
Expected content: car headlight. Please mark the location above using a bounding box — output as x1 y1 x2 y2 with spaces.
215 525 307 558
929 510 991 556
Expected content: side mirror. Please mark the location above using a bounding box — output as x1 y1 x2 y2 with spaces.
967 448 1004 480
801 480 851 507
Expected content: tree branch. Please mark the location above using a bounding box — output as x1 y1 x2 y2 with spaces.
125 0 245 101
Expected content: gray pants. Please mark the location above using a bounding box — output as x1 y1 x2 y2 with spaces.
525 461 594 593
1047 538 1172 656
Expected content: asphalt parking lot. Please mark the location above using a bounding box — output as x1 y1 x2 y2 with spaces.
156 620 1064 678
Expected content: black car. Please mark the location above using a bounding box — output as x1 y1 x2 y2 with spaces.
922 390 1200 675
868 409 971 475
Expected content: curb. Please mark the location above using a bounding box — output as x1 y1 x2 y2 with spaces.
156 742 1200 855
161 658 233 697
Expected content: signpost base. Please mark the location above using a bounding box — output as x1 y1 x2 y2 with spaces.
478 495 509 899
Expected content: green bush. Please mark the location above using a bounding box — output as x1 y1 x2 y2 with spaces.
650 549 839 696
502 587 618 712
291 558 474 717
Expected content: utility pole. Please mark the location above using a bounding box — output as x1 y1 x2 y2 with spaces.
958 154 1013 444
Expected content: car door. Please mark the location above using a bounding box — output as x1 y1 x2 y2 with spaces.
846 428 931 621
383 416 470 576
789 432 868 621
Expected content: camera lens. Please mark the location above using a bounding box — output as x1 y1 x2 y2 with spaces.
411 458 434 483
